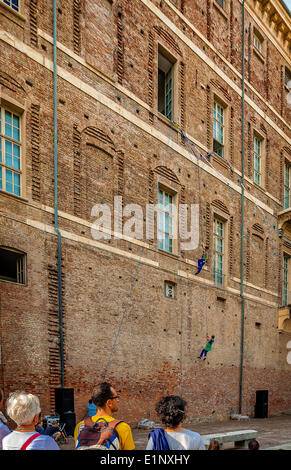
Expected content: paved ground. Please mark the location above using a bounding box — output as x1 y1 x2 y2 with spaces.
60 414 291 450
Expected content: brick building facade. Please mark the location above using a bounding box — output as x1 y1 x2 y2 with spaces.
0 0 290 426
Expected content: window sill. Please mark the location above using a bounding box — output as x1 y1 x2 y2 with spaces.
0 278 27 286
157 112 179 133
0 2 26 25
0 189 28 203
213 1 228 21
253 47 265 64
252 181 266 194
158 248 179 260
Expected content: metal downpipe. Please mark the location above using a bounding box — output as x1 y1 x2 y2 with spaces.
53 0 65 389
239 0 246 415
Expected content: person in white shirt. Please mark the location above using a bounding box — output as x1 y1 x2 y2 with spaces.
2 391 59 450
146 395 205 450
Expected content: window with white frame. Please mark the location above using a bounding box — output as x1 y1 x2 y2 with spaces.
158 188 174 253
0 106 22 197
1 0 19 11
158 50 175 121
0 247 26 284
213 101 225 157
284 161 291 209
253 135 262 186
213 218 224 286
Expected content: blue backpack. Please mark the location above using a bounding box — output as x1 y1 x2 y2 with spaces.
148 428 170 450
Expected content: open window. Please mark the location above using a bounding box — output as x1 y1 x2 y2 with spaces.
0 247 26 284
158 48 176 121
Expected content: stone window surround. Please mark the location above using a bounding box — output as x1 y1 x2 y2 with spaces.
0 93 26 199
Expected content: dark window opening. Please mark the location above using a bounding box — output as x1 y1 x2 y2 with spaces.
285 67 291 87
158 51 174 121
213 139 224 157
215 0 225 9
0 248 26 284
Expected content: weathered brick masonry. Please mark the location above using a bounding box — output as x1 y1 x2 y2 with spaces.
0 0 290 426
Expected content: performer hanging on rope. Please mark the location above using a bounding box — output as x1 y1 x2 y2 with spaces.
195 246 209 275
198 335 215 360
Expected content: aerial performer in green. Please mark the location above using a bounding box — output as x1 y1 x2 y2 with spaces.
198 335 215 360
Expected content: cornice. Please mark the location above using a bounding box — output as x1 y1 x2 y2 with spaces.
247 0 291 52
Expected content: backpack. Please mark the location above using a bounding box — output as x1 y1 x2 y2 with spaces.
77 417 122 450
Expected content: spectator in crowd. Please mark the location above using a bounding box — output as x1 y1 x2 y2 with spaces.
0 388 10 450
146 395 205 450
2 391 59 450
87 399 97 417
208 439 220 450
248 438 261 450
74 382 135 450
44 420 67 443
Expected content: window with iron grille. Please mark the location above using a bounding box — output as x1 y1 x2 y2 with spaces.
213 101 224 157
213 218 224 286
158 51 174 121
0 248 26 284
1 0 19 11
158 188 175 253
0 106 22 196
253 135 262 186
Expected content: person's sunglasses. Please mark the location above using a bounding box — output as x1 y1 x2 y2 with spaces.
110 395 120 400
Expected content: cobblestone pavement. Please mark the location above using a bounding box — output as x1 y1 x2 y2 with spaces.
60 414 291 450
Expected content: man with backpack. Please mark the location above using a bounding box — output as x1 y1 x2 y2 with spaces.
74 382 135 450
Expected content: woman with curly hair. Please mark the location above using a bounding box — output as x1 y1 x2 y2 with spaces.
146 395 205 450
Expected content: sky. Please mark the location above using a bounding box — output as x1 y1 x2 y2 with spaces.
283 0 291 13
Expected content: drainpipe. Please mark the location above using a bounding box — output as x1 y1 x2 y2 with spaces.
239 0 246 415
53 0 65 389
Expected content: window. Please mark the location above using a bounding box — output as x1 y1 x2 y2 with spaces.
0 248 26 284
215 0 225 9
282 255 290 306
164 281 176 299
1 0 19 11
285 67 291 87
213 101 225 157
0 106 22 196
253 135 262 186
253 33 263 54
284 161 291 209
158 188 174 253
158 50 174 121
213 218 224 286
